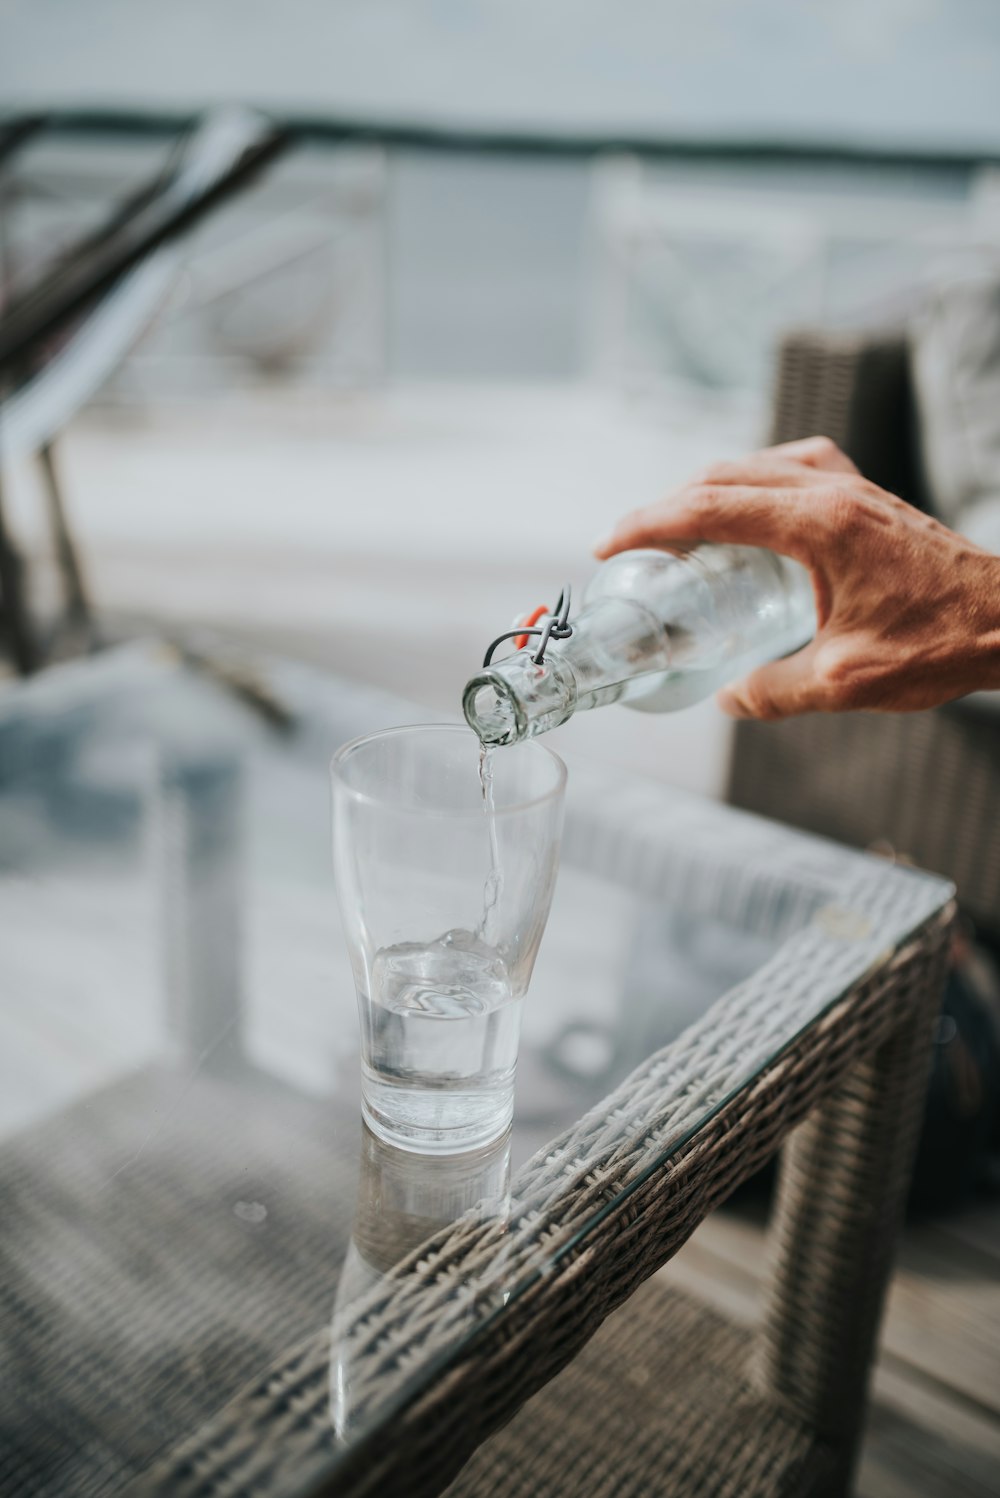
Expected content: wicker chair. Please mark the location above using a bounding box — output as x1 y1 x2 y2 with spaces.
728 329 1000 948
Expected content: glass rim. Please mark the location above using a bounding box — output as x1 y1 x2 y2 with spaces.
330 721 567 816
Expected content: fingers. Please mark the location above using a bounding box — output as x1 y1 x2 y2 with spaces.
717 641 825 720
692 460 826 489
593 484 819 567
760 435 859 474
691 446 851 490
594 438 857 564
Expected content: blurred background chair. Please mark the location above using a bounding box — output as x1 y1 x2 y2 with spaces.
727 328 1000 956
0 108 291 673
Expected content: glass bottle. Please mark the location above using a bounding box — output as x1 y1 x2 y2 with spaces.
463 545 816 746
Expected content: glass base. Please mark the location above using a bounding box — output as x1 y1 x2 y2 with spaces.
361 1072 514 1155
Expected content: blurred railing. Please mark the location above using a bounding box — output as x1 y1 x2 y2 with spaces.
7 108 1000 404
24 106 1000 171
586 156 1000 396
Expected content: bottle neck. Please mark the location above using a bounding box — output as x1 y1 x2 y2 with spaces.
463 651 578 746
464 596 670 745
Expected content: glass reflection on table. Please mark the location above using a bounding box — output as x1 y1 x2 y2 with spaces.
330 1126 512 1442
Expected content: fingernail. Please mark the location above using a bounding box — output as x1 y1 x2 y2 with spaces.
592 533 614 556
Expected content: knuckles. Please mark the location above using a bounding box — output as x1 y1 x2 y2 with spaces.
683 483 726 517
649 483 726 527
740 688 784 720
695 460 740 486
812 638 887 710
817 481 904 559
794 434 859 473
819 484 877 549
802 435 842 464
814 642 856 696
827 489 864 543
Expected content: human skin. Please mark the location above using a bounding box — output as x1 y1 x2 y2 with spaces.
593 436 1000 721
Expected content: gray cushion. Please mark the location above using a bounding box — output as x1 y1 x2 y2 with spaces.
911 274 1000 539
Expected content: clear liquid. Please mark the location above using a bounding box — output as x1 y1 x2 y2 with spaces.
477 743 503 943
363 929 519 1153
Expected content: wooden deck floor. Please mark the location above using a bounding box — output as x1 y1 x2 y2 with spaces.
666 1193 1000 1497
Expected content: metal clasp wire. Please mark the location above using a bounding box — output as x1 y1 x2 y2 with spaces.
482 585 573 668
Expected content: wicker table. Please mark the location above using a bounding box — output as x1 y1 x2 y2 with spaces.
0 645 953 1498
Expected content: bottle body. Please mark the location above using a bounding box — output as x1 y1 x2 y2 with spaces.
463 546 816 745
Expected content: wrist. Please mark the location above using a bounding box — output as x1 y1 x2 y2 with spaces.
975 556 1000 692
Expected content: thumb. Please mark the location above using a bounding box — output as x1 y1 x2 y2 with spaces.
717 642 823 720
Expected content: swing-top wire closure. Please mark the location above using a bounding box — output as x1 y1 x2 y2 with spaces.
482 585 573 668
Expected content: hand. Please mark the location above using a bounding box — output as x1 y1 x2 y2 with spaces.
593 436 1000 720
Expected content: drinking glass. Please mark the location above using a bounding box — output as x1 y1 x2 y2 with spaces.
332 724 566 1153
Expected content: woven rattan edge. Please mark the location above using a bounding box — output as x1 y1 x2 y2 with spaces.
318 905 954 1498
135 900 954 1498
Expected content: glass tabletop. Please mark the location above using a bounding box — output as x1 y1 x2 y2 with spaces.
0 643 952 1496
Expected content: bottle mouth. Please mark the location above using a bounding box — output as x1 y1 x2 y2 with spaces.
462 674 524 747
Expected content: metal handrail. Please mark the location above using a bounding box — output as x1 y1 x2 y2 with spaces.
16 105 1000 173
0 112 291 373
